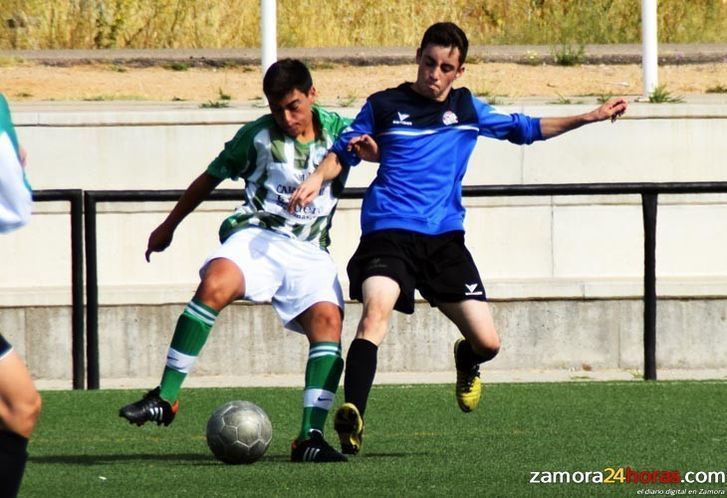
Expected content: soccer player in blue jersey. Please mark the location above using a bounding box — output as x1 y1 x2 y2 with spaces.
289 22 628 455
0 94 42 497
119 59 373 463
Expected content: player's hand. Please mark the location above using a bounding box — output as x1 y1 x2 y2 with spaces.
347 134 380 162
594 97 628 123
288 174 323 213
145 223 174 262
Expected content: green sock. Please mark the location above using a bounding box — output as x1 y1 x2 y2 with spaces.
298 342 343 441
159 299 218 402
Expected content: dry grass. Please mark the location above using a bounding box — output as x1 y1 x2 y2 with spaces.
1 0 725 49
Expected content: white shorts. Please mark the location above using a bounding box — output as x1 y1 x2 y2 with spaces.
200 227 344 333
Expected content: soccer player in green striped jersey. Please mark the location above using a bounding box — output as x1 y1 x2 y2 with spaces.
120 59 368 463
0 93 42 497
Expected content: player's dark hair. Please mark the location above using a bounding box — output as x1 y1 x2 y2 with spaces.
419 22 469 65
263 58 313 102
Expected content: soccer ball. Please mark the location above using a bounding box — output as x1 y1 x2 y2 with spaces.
206 400 273 464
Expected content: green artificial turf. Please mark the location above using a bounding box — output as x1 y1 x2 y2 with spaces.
20 381 727 497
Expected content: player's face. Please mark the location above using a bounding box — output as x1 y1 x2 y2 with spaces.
268 87 317 141
413 44 465 102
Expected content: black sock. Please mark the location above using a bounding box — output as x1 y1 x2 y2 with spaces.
344 338 378 418
0 429 29 498
456 340 496 369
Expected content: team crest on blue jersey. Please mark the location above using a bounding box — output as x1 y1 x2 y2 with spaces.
442 110 458 125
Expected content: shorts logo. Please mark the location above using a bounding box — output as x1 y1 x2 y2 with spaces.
367 257 388 270
442 110 458 125
465 283 483 296
393 111 413 126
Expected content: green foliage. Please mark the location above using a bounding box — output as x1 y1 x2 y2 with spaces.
549 94 584 105
335 94 357 107
166 61 189 72
81 93 145 101
200 100 229 109
552 43 585 66
648 84 685 103
597 93 615 103
706 84 727 94
200 88 232 108
0 0 725 49
21 382 726 496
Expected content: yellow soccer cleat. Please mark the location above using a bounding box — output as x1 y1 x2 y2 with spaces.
454 339 482 413
333 402 364 455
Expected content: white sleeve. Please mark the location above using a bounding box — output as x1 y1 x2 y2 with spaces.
0 131 32 233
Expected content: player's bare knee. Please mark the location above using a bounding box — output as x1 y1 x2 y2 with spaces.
471 334 501 359
362 302 392 325
360 304 391 330
196 277 237 310
310 308 342 340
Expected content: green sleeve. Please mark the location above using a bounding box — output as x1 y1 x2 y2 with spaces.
0 94 19 154
314 105 353 142
206 114 273 180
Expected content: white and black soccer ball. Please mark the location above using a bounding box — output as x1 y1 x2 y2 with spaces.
206 400 273 464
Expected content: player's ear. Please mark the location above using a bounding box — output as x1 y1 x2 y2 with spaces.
455 65 465 79
307 86 317 100
415 48 422 64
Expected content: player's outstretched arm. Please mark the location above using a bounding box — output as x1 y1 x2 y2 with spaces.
145 172 221 261
287 152 343 213
539 97 628 139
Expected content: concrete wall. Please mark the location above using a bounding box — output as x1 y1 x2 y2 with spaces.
2 101 727 384
2 298 726 389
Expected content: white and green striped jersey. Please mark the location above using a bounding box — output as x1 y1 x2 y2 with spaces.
0 94 32 233
207 106 351 250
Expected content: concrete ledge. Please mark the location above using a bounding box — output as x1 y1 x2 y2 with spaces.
12 101 727 127
7 276 727 306
34 369 727 391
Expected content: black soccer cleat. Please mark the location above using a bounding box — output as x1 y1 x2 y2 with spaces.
119 387 179 427
290 430 348 463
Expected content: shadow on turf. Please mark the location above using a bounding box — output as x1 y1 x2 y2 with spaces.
29 453 216 465
30 451 412 465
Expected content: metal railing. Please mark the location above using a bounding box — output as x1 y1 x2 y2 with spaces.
83 189 243 389
31 189 85 389
28 182 727 388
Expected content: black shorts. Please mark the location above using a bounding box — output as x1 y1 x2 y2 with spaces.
0 333 11 358
346 229 487 314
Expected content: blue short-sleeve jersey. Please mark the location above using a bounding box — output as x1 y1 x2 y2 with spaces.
332 83 543 235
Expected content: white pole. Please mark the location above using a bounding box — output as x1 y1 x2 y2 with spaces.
260 0 277 75
641 0 658 98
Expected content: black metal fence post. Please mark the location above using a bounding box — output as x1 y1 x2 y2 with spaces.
84 192 99 389
642 193 658 381
69 190 85 389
